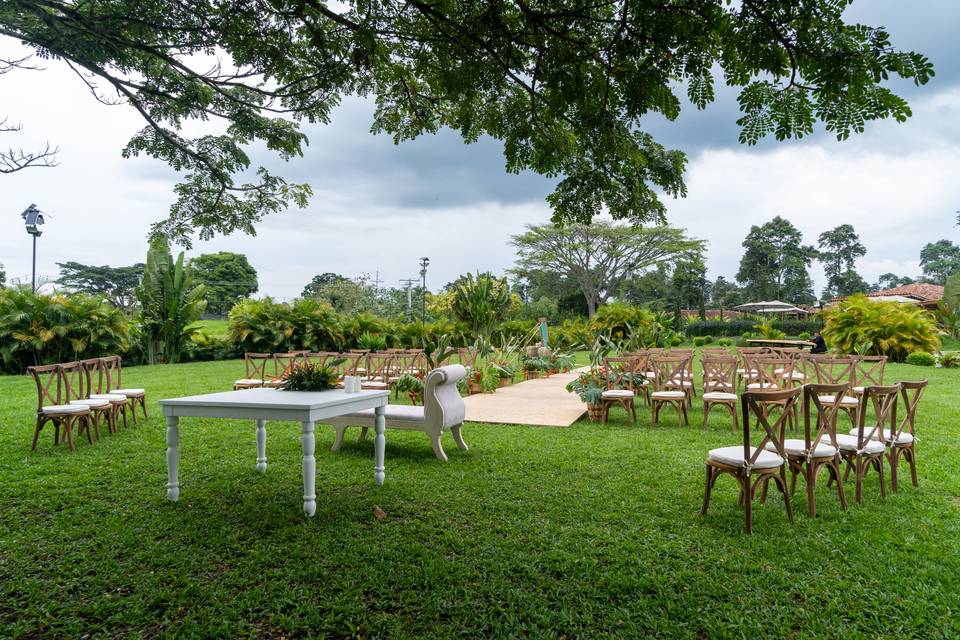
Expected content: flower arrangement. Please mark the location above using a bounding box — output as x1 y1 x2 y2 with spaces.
279 363 339 392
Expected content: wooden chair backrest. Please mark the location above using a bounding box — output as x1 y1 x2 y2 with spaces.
737 347 769 357
336 352 366 377
79 357 107 395
458 348 479 370
853 385 901 449
602 357 640 392
305 352 337 368
741 387 802 462
367 353 395 380
701 347 733 357
895 380 928 441
701 357 737 394
803 383 846 455
273 352 306 379
243 353 272 380
100 355 124 392
809 357 857 388
768 347 802 359
60 361 89 402
745 356 792 390
28 363 62 410
854 355 887 388
650 355 690 393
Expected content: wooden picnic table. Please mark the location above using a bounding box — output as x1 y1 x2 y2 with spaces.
746 339 816 349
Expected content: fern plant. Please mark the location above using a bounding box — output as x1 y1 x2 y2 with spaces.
278 363 338 391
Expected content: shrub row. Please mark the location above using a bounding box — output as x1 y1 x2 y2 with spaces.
684 318 822 337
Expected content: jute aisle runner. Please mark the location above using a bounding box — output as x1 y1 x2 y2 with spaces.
462 368 589 427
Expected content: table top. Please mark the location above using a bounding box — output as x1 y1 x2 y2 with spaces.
746 339 816 347
160 387 388 409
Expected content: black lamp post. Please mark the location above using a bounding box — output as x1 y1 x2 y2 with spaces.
418 257 430 324
21 204 45 292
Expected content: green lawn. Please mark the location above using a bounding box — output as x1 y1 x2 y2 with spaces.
2 357 959 638
189 319 230 337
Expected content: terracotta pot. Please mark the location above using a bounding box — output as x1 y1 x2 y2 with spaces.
468 381 484 395
523 370 538 380
498 377 512 388
586 404 604 422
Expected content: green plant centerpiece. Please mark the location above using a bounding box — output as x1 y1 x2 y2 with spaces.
278 363 339 392
566 369 606 422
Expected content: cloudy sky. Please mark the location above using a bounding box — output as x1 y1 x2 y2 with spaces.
1 0 958 300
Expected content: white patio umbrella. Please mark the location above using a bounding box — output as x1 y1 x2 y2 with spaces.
733 300 809 314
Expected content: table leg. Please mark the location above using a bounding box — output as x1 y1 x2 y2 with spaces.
374 405 386 486
301 420 316 517
256 419 267 474
165 416 180 501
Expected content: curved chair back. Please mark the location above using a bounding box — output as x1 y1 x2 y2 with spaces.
424 365 467 429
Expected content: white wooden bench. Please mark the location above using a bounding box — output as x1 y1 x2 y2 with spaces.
325 364 468 461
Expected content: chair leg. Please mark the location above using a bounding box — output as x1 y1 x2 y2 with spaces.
730 403 738 432
887 448 899 493
63 417 75 452
652 401 660 426
680 401 688 427
776 468 794 523
876 456 886 499
141 397 149 419
702 402 709 430
31 416 44 451
451 424 469 451
700 465 714 515
742 474 753 534
831 457 848 510
854 457 863 505
805 464 817 518
907 447 919 487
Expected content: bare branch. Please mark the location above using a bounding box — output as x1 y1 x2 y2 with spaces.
0 142 59 173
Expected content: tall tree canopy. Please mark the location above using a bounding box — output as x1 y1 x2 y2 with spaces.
919 240 960 284
512 222 703 316
302 273 348 299
189 252 258 315
55 261 145 309
0 2 932 244
874 272 914 291
736 216 817 304
817 224 867 298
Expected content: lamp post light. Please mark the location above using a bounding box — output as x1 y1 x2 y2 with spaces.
418 257 430 324
21 204 45 292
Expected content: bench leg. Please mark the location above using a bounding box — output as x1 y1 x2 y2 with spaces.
430 432 449 462
358 426 369 444
331 424 348 451
451 423 469 452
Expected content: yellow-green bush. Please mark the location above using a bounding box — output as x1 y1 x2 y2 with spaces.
823 294 940 362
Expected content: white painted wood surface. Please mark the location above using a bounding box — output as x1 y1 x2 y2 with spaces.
160 388 389 516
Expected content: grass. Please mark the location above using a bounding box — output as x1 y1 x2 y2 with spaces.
189 319 230 338
2 357 960 638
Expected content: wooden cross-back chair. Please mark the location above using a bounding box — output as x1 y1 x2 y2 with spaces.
363 353 394 390
458 347 480 371
80 357 131 431
736 347 769 389
65 360 114 439
101 355 147 421
701 386 800 534
836 384 900 504
778 383 848 518
598 357 641 424
743 356 798 431
851 356 887 397
701 356 739 431
701 347 734 358
649 355 690 427
880 380 927 492
808 356 859 425
266 351 308 387
334 351 366 380
27 363 91 452
234 352 272 389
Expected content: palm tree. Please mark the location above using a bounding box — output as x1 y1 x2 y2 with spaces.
451 273 512 340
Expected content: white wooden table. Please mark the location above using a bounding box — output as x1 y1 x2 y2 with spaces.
160 388 389 516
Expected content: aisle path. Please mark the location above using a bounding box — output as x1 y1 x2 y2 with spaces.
463 368 588 427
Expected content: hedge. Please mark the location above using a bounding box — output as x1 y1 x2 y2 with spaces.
685 318 821 337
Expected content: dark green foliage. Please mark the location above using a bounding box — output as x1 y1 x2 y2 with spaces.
736 217 817 304
55 261 145 310
451 273 512 339
717 337 733 347
817 224 867 298
590 303 654 342
0 288 130 373
227 297 344 353
189 252 258 316
905 352 935 367
938 352 960 369
692 336 707 347
702 335 714 344
278 363 339 391
920 240 960 284
357 331 387 352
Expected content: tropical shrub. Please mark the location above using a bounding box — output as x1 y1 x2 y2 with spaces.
797 331 812 341
703 335 714 344
227 297 343 353
184 332 240 362
342 312 394 347
753 321 787 340
905 352 935 367
590 303 653 342
939 352 960 368
692 336 707 347
717 337 733 347
550 318 591 351
0 288 130 373
685 318 820 337
670 335 684 347
137 238 207 364
278 363 339 391
451 273 512 339
357 331 387 352
823 294 941 362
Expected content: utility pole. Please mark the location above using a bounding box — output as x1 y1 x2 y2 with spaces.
418 257 430 324
399 278 417 322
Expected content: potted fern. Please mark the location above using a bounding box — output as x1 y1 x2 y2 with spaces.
566 369 606 422
278 363 339 392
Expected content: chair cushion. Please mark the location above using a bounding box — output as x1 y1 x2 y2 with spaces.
651 391 686 399
42 404 87 414
851 386 865 394
848 427 915 444
90 393 127 402
703 391 737 401
113 388 145 396
342 405 425 423
765 439 837 457
235 379 264 385
601 389 635 399
70 399 112 408
361 381 389 389
708 446 784 469
746 382 779 390
827 435 885 454
818 395 858 407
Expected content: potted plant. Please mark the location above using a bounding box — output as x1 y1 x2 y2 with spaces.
468 364 499 394
522 357 546 380
552 351 576 373
566 369 606 422
278 363 339 392
491 362 516 387
393 372 425 404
